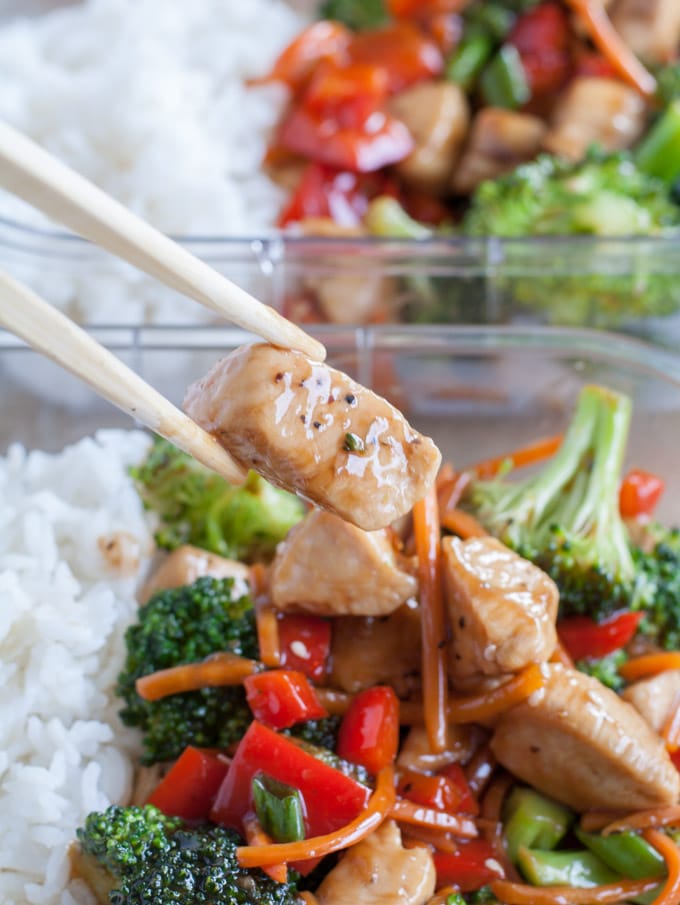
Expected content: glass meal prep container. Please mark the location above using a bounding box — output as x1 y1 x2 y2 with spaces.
2 217 680 346
2 324 680 525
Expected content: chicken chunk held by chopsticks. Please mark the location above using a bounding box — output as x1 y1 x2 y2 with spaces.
184 343 441 531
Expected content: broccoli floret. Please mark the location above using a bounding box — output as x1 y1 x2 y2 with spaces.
318 0 388 29
116 577 258 764
636 526 680 650
465 888 501 904
286 714 342 751
76 806 298 905
655 63 680 107
131 437 305 563
466 384 649 621
575 649 628 692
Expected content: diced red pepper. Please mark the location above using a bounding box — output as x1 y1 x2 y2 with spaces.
433 838 505 892
277 105 413 173
619 469 665 519
439 763 479 816
147 746 229 821
211 721 370 836
557 611 643 662
260 21 351 91
671 749 680 772
387 0 465 20
347 22 444 94
278 613 332 681
398 770 467 813
243 669 328 730
336 685 400 774
508 2 571 98
303 61 389 118
574 52 619 81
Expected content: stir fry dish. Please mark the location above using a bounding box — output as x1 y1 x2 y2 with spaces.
69 381 680 905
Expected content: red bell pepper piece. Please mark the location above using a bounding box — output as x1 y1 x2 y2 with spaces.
433 839 505 892
260 21 351 92
277 105 413 173
278 613 332 682
211 721 370 836
387 0 465 16
243 669 328 730
574 52 619 80
336 685 400 775
508 2 571 98
146 746 229 820
619 469 665 519
439 763 479 816
557 611 643 662
398 770 467 813
303 61 389 118
347 22 444 94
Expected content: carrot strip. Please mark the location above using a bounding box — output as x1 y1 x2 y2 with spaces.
565 0 657 96
481 772 513 824
314 687 353 716
619 653 680 682
468 433 563 480
601 806 680 836
399 825 460 853
389 798 478 839
490 877 660 904
413 486 449 754
135 652 259 701
441 508 488 539
662 693 680 753
255 604 282 668
642 829 680 905
464 745 497 797
550 639 574 668
438 471 472 516
436 462 457 489
579 810 628 833
236 765 395 868
242 814 288 884
298 894 320 905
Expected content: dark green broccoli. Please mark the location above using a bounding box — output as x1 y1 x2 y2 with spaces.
575 649 628 692
286 714 342 751
466 384 650 621
636 526 680 650
318 0 388 30
116 577 258 764
655 62 680 106
465 888 501 904
76 805 298 905
131 436 305 563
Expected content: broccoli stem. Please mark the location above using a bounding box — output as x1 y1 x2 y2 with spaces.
636 100 680 186
503 787 573 864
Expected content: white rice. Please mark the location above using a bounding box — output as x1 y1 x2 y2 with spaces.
0 0 313 324
0 430 156 905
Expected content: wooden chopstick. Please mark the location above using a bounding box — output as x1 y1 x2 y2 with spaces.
0 269 245 484
0 120 326 363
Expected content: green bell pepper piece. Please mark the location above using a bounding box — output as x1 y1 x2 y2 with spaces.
503 786 573 864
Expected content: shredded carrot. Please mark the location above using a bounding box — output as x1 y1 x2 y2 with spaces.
440 508 488 539
468 433 563 480
425 885 463 905
314 687 352 716
550 639 574 668
662 693 680 753
255 604 282 668
399 664 544 725
399 825 460 853
135 652 259 701
389 798 478 839
579 810 628 833
413 486 449 754
565 0 657 96
642 829 680 905
619 652 680 682
236 765 396 868
242 814 288 884
464 745 497 797
436 462 457 489
600 805 680 836
490 877 660 904
298 894 320 905
481 772 513 824
437 471 472 516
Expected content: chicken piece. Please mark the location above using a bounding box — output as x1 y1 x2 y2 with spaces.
184 343 441 532
69 844 115 905
397 725 480 773
451 108 547 194
139 544 250 605
622 670 680 734
271 509 417 617
390 81 470 192
305 272 396 324
330 604 422 693
316 820 436 905
442 536 558 685
543 77 647 160
491 663 680 812
611 0 680 65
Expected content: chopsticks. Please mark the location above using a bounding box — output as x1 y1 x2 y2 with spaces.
0 269 246 484
0 120 326 363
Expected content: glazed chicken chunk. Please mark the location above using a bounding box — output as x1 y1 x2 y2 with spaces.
622 669 680 734
611 0 680 65
139 544 250 604
271 508 417 617
316 820 436 905
491 663 680 812
184 344 441 531
442 536 558 684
